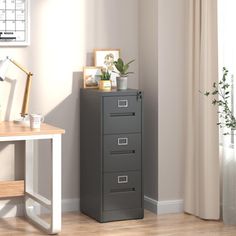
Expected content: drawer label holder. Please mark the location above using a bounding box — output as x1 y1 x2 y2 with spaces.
118 99 128 108
118 175 128 184
118 137 128 146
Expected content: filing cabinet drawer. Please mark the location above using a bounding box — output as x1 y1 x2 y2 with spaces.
103 171 141 211
103 134 141 172
103 96 141 134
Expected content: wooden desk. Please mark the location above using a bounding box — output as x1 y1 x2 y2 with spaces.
0 122 65 234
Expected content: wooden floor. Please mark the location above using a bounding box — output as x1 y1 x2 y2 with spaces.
0 210 236 235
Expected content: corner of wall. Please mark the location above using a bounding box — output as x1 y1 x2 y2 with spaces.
144 195 184 215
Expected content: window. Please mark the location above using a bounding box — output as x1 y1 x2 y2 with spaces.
218 0 236 146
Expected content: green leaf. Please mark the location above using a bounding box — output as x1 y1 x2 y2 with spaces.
212 90 218 95
118 58 124 67
114 57 135 76
123 64 129 73
126 59 135 65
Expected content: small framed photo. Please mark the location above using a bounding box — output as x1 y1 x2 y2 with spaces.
83 66 102 89
94 49 120 86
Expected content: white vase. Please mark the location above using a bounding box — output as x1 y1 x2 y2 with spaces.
116 76 128 90
222 131 236 225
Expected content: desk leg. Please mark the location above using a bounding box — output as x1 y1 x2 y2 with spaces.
25 140 34 194
25 136 62 235
51 134 61 234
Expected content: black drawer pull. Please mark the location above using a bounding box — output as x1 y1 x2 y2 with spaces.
110 188 136 193
110 150 135 155
110 112 135 117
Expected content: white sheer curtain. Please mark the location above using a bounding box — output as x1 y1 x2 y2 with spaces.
218 0 236 225
184 0 220 220
222 135 236 224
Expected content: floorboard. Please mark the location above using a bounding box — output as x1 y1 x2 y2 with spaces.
0 210 236 235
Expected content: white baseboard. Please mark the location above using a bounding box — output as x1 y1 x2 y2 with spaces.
0 198 80 218
144 195 158 213
0 196 183 218
62 198 80 213
144 195 184 215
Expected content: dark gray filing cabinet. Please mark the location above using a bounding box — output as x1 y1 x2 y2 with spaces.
80 88 143 222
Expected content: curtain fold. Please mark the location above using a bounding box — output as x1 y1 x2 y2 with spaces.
184 0 220 220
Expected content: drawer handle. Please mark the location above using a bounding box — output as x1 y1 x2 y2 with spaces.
118 175 128 184
118 137 128 145
110 112 135 117
110 188 135 193
118 99 128 108
111 150 135 155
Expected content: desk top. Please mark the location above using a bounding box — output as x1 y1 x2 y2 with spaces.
0 122 65 137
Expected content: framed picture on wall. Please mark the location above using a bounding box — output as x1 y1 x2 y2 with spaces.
94 49 120 87
83 66 102 89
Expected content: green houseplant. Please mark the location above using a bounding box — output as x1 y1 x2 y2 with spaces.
204 67 236 134
99 68 111 90
113 58 135 90
100 69 111 80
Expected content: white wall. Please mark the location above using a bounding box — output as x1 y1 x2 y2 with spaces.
139 0 187 206
0 0 188 217
0 0 139 217
157 0 187 201
139 0 158 200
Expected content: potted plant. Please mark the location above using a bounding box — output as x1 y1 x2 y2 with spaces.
114 58 135 90
99 68 112 90
204 68 236 225
204 67 236 133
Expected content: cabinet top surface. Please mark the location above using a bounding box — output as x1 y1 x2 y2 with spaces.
0 122 65 137
80 88 141 96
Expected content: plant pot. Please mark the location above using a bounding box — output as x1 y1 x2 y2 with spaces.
99 80 112 90
116 76 128 90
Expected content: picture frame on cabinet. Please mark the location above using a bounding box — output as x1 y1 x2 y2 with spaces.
83 66 102 89
94 49 120 87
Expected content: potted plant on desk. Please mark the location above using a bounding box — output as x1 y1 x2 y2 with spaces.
99 68 112 90
114 58 135 90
